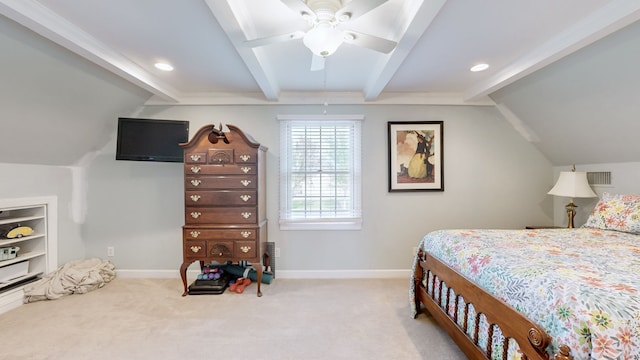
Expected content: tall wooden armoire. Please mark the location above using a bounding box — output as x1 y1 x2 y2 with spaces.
179 124 267 296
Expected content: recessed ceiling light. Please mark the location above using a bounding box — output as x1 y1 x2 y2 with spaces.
470 63 489 72
154 62 174 71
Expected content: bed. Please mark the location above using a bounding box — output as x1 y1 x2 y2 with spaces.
410 193 640 360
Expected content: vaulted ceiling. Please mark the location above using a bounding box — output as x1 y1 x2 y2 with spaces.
2 0 637 104
1 0 639 166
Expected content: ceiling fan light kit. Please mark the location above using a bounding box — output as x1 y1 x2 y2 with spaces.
245 0 396 70
303 22 344 57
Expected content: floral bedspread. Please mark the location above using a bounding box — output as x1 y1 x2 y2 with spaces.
409 228 640 360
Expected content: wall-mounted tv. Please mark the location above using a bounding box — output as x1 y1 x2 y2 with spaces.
116 117 189 163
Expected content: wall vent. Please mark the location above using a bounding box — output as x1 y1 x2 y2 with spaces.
587 171 611 185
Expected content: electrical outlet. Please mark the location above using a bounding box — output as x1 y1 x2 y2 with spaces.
107 246 115 257
274 247 281 258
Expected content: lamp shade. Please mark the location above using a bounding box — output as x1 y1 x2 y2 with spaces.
548 171 597 198
303 23 344 57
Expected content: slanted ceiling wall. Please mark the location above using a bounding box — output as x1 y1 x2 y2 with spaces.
0 15 150 166
490 20 640 166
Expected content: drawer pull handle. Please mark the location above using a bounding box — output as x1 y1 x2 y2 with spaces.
241 167 251 173
241 212 252 219
240 195 251 202
241 180 251 187
240 246 251 253
190 246 202 253
240 154 251 162
190 154 201 161
190 212 202 219
190 195 201 202
191 166 201 173
190 179 201 187
241 231 251 238
190 231 201 238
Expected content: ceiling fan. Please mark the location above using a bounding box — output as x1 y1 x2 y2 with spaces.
244 0 397 71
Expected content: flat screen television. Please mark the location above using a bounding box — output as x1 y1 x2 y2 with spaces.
116 118 190 162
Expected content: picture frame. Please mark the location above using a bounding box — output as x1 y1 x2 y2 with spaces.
388 121 444 192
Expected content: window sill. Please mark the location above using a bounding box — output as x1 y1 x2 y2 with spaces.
279 219 362 231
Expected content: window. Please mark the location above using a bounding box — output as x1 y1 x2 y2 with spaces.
278 115 363 230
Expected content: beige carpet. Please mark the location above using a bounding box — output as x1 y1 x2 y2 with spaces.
0 277 465 360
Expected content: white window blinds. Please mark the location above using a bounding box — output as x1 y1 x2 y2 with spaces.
278 115 363 230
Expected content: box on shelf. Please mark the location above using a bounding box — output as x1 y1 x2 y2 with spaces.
0 246 19 261
0 260 29 283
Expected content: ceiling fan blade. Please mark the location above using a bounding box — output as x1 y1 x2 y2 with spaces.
310 54 325 71
244 31 305 48
336 0 388 21
343 31 397 54
280 0 316 19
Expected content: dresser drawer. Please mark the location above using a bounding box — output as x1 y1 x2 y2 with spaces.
183 239 207 259
185 190 257 206
183 228 257 240
184 152 208 164
185 175 256 189
185 207 258 224
234 150 258 164
235 240 257 259
184 164 257 176
184 239 256 261
208 149 234 164
207 241 234 259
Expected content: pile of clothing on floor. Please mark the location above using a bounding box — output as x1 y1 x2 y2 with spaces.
23 258 115 303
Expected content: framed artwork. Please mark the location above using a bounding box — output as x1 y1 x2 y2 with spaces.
388 121 444 192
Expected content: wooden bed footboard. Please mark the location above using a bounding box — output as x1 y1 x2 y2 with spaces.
413 250 574 360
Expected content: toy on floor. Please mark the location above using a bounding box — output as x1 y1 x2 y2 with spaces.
228 278 251 294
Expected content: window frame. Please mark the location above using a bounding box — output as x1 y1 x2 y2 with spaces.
277 114 363 231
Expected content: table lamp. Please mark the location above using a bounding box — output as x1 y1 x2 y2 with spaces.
547 165 597 228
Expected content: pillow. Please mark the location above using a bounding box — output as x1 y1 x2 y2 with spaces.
583 192 640 234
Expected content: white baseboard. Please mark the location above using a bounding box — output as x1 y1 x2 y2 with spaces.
274 269 410 279
0 288 25 315
115 269 411 279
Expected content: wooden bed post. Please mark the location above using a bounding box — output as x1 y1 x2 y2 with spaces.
413 250 425 318
554 345 573 360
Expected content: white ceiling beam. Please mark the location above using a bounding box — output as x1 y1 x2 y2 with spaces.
464 0 640 101
205 0 280 101
0 0 181 102
363 0 447 100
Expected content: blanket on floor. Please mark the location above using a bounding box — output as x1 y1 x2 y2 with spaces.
23 258 116 303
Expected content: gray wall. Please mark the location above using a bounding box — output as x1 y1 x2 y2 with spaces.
0 163 83 263
0 15 150 166
80 103 554 272
489 20 640 166
551 162 640 227
0 14 148 265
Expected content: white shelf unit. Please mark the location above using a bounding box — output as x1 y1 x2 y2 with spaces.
0 196 57 314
